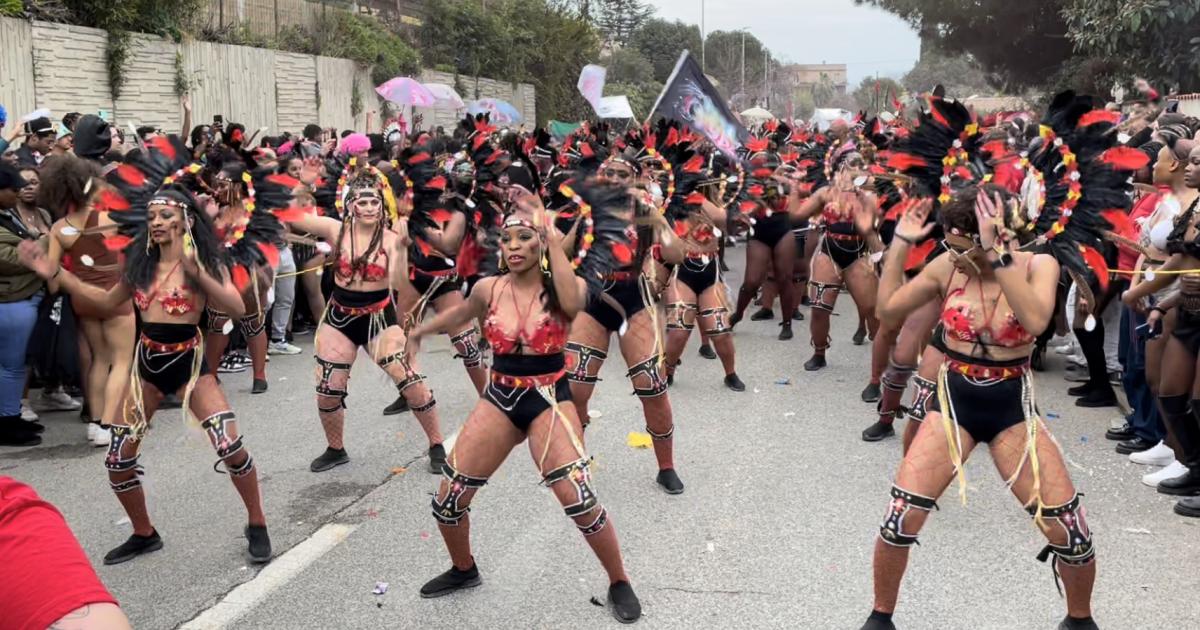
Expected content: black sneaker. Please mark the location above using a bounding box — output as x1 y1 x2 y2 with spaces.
1105 424 1135 441
103 530 163 565
860 611 897 630
778 323 793 340
1067 382 1095 397
0 428 41 447
1174 495 1200 518
420 563 482 598
1115 436 1155 454
862 421 896 442
852 329 868 345
245 525 272 563
724 373 746 392
656 468 684 494
861 383 881 403
1158 468 1200 496
428 443 447 474
1058 615 1100 630
804 354 827 371
383 396 410 416
792 309 805 321
251 378 268 394
698 344 717 360
607 580 642 624
310 447 349 472
750 307 774 321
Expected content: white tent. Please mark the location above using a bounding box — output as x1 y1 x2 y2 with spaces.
740 106 775 124
810 108 853 131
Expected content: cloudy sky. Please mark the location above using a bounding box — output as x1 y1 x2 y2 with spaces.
644 0 920 85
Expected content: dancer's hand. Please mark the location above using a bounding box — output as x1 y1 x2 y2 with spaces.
894 199 934 244
393 219 410 248
974 191 1003 250
16 239 55 279
299 156 323 185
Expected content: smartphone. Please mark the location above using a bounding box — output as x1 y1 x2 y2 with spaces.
213 114 224 125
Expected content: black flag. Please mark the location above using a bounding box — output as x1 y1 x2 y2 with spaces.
648 50 749 158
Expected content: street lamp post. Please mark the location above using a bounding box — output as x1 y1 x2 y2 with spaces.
740 30 746 99
700 0 706 72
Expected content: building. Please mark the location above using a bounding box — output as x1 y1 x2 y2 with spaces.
780 63 848 95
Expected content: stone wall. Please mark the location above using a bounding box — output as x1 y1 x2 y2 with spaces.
2 16 536 142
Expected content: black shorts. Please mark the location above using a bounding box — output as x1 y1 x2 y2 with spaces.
325 287 398 347
1172 307 1200 354
411 269 462 302
676 257 720 295
822 234 866 270
585 276 646 332
138 323 208 396
928 350 1033 443
751 213 791 248
483 354 572 431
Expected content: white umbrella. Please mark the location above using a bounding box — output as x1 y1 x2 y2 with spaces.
740 106 775 123
422 83 466 109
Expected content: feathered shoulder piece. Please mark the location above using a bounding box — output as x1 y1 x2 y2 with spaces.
104 135 195 244
218 166 288 289
565 179 637 297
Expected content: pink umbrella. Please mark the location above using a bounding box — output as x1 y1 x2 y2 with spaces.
375 77 436 106
422 83 466 109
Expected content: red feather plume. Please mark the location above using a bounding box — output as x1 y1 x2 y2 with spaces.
272 205 314 222
115 164 146 187
664 128 680 147
1101 209 1135 236
1080 245 1110 292
903 238 936 271
103 234 132 251
886 152 927 171
256 242 280 267
674 221 689 237
682 155 704 174
415 238 434 256
97 189 130 212
611 242 633 265
147 136 176 161
426 175 447 191
429 208 453 224
745 137 769 152
408 152 431 165
266 174 300 189
579 142 595 158
980 140 1009 158
1099 147 1150 171
685 192 707 206
1078 110 1121 128
738 200 758 214
231 265 250 292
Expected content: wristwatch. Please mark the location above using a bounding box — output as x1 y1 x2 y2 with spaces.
988 245 1013 269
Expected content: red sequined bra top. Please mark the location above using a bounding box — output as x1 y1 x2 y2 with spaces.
940 267 1034 350
133 261 195 316
334 249 389 282
482 279 569 356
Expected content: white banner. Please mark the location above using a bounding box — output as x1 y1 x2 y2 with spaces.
577 64 607 106
594 95 635 119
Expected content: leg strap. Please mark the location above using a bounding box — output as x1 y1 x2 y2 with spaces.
882 361 916 392
699 306 733 336
377 349 411 370
450 329 484 369
808 282 838 313
411 395 437 413
811 335 832 352
104 424 142 473
239 312 267 338
878 484 939 547
201 411 244 459
315 356 352 412
646 423 675 441
396 370 427 395
626 355 669 398
431 463 489 525
906 375 937 422
666 302 697 331
542 458 607 536
1031 493 1095 566
566 342 607 384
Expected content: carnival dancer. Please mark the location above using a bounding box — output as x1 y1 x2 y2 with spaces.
861 93 1142 630
202 163 281 394
40 155 136 446
410 184 641 622
17 137 273 565
792 139 882 374
565 148 688 494
662 147 745 391
288 160 447 474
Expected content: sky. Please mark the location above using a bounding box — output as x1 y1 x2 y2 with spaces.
644 0 921 86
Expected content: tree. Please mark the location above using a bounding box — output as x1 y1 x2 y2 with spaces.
703 30 771 105
605 47 654 84
1063 0 1200 93
901 46 992 98
628 18 703 82
851 76 903 113
592 0 655 47
856 0 1074 91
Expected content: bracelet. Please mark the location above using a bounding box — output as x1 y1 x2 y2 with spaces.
50 266 61 280
895 234 917 245
1149 306 1167 315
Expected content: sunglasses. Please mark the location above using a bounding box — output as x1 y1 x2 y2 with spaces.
601 168 634 180
941 238 980 257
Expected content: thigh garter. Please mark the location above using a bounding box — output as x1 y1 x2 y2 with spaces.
878 484 939 547
315 356 351 412
450 329 484 369
431 462 489 525
566 342 607 384
105 424 144 493
542 458 608 536
202 411 254 476
666 302 697 331
626 356 669 398
699 306 732 336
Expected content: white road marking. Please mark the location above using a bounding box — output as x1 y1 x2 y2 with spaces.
179 523 357 630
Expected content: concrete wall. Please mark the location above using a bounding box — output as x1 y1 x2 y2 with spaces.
2 16 536 142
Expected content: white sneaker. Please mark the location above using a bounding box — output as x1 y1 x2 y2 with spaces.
91 424 111 447
1143 460 1187 487
268 340 303 355
1054 342 1077 355
87 422 97 442
1130 441 1175 466
35 387 82 411
20 400 38 421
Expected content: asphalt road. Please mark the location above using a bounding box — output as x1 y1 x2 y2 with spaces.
5 251 1199 630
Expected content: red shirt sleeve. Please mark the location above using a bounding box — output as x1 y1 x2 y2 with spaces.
0 477 118 630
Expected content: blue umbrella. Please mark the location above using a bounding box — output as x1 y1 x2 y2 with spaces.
468 98 522 124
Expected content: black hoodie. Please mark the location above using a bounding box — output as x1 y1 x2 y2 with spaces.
72 114 113 162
